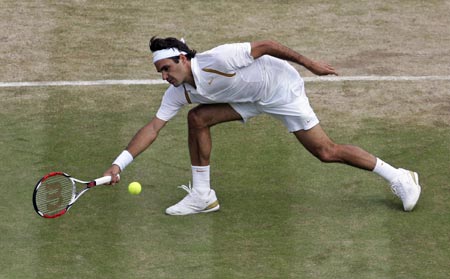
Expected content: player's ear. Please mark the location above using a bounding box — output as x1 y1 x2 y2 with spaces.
179 54 188 64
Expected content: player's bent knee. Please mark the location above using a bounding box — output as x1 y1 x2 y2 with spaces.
187 108 208 129
314 145 340 163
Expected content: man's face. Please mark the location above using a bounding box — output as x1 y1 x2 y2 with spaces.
154 56 189 87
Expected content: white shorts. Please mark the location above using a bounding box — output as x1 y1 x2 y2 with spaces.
229 79 319 132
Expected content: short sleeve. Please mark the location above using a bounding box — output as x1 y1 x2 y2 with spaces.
156 86 189 121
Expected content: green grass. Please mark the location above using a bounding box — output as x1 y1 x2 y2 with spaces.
2 0 450 278
1 86 449 278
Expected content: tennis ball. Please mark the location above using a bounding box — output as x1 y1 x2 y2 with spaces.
128 182 142 195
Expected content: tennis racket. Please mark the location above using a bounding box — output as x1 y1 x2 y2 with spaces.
32 172 119 218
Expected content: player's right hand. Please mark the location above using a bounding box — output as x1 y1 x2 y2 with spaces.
103 165 121 185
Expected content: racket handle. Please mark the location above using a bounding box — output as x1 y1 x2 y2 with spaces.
95 174 120 186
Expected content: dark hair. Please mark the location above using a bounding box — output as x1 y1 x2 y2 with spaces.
149 36 197 60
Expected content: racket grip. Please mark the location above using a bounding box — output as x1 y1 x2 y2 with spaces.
95 174 120 185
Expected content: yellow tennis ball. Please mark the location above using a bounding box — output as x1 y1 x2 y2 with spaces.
128 182 142 195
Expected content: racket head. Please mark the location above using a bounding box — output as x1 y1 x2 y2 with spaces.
33 172 75 218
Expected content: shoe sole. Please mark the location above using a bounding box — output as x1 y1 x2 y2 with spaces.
404 171 421 212
166 200 220 216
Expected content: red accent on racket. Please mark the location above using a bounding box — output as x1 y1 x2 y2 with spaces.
32 172 118 218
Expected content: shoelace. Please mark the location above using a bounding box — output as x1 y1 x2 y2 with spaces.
390 178 405 199
178 182 193 194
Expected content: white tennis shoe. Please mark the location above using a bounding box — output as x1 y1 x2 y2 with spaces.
165 182 220 215
390 168 421 211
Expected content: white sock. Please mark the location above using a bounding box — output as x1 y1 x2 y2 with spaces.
192 165 211 196
372 158 401 183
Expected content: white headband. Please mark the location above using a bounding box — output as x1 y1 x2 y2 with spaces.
152 48 187 63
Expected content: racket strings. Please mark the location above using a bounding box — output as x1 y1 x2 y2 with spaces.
35 175 74 215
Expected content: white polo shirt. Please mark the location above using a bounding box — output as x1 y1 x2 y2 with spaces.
156 42 304 122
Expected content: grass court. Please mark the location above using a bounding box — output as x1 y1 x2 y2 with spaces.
1 1 449 278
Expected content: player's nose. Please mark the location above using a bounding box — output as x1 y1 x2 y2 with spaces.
161 72 168 81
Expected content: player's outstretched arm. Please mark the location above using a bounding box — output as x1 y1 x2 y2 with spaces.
250 40 338 76
126 117 167 158
103 117 167 184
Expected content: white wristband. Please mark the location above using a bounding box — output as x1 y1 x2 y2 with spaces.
112 150 133 171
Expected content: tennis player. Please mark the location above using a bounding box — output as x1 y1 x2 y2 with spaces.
104 37 421 215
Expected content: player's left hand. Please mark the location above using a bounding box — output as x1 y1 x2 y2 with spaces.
308 61 338 76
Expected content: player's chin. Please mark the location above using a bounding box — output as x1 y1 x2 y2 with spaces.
167 79 181 87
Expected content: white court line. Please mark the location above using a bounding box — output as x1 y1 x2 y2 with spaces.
0 76 450 88
304 75 450 82
0 79 167 88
